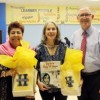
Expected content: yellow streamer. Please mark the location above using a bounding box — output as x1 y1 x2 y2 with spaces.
0 40 37 71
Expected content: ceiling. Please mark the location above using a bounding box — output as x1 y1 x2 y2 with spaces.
0 0 100 7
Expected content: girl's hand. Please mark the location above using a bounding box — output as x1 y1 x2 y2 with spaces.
37 80 50 91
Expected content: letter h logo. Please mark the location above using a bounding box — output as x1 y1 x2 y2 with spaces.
65 76 74 87
17 74 29 86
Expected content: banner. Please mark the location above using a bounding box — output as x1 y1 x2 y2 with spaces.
6 5 61 24
6 5 100 24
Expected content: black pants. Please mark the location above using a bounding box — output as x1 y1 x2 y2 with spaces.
13 97 35 100
39 90 67 100
78 71 100 100
13 97 27 100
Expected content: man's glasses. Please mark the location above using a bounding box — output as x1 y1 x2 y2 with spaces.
78 13 91 17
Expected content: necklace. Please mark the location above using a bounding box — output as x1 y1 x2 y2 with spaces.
46 45 56 49
45 44 58 55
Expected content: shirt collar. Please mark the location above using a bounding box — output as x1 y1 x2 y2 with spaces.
81 25 94 36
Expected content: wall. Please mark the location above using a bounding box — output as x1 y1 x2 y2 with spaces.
21 24 100 48
7 24 80 47
6 24 100 48
0 3 6 43
4 4 100 47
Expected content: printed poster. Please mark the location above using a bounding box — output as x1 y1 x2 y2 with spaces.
40 61 61 88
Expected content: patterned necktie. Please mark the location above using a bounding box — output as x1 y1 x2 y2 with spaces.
81 31 87 65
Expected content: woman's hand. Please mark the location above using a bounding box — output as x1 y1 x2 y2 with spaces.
6 68 18 77
37 80 50 91
25 96 35 100
79 79 83 88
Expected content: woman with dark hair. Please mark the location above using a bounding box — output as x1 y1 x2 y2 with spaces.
0 21 35 100
35 21 68 100
42 73 50 85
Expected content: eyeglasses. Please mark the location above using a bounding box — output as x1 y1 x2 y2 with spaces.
78 13 91 17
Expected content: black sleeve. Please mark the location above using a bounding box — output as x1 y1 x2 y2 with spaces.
35 45 42 78
60 41 67 64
